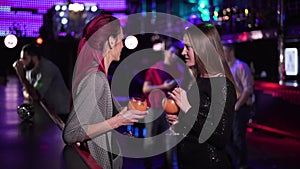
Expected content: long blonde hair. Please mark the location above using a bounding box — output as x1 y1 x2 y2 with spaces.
185 23 239 97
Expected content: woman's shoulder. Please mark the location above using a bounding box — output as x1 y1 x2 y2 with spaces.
209 77 236 92
77 71 108 90
195 76 227 85
199 76 233 84
195 76 235 92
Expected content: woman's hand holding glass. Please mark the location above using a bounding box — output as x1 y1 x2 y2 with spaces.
166 114 178 126
162 96 180 135
168 87 191 113
122 97 148 137
117 106 148 126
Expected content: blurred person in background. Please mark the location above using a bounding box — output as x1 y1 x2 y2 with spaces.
13 44 70 122
223 44 253 169
142 40 186 169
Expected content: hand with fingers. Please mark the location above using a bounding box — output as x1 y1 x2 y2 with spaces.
166 114 178 125
168 87 191 113
117 107 148 126
13 60 25 79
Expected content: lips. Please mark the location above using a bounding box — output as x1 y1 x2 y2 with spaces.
185 56 190 62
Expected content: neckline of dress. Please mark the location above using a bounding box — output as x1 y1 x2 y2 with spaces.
201 73 225 78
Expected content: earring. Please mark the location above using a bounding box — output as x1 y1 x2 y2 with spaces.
108 38 113 49
108 42 113 49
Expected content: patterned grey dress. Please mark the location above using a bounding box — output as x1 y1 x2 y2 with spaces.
63 71 122 169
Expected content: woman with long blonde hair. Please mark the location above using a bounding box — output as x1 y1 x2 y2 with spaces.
167 23 238 169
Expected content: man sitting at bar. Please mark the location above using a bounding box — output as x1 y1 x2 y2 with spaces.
13 44 70 122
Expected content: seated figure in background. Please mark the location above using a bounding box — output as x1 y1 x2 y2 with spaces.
13 44 70 122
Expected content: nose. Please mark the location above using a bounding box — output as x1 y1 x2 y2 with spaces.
182 47 187 56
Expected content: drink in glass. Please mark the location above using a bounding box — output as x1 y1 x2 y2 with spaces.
162 97 179 135
126 97 147 137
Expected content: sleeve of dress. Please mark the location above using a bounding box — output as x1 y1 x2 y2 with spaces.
177 79 236 149
175 82 202 135
176 93 210 137
206 80 236 149
63 72 106 144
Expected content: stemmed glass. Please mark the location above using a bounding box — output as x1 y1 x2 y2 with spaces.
162 96 180 136
126 97 147 137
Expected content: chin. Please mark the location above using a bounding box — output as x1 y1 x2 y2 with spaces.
115 57 120 61
185 62 193 67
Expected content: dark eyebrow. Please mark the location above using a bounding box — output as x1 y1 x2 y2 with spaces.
184 43 192 48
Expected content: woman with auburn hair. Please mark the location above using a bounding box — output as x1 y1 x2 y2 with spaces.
63 14 147 169
166 23 238 169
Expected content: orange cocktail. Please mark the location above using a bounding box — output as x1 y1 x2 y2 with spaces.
128 97 147 111
162 97 180 135
162 97 179 115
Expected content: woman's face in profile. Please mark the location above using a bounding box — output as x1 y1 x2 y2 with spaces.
182 34 195 67
112 28 124 61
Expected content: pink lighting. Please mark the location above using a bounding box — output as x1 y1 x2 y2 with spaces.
0 0 127 37
254 81 300 105
238 32 248 41
0 0 127 12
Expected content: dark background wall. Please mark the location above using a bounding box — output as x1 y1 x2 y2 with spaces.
0 37 79 89
235 39 279 82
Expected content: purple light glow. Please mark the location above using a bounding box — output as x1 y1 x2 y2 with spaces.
190 14 197 19
0 11 43 37
4 85 19 92
112 13 128 27
3 129 18 138
227 39 233 43
97 0 126 10
255 18 259 24
5 118 19 125
0 0 126 13
3 110 20 126
0 0 127 37
58 32 67 37
5 88 19 97
0 0 127 12
5 102 18 110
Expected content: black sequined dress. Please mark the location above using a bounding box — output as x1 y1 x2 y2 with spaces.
176 77 236 169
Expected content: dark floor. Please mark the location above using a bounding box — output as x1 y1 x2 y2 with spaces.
0 76 89 169
121 129 300 169
246 130 300 169
1 76 300 169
